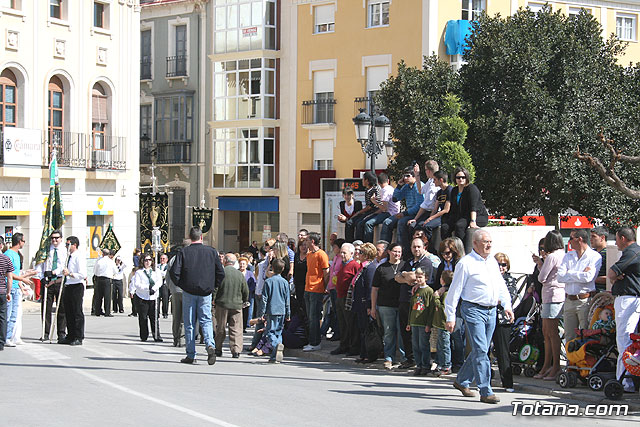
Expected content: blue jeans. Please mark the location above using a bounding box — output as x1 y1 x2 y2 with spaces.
378 306 400 362
451 316 465 368
6 287 20 341
305 291 324 346
381 214 415 247
359 212 390 243
246 293 255 328
266 314 285 360
412 326 431 369
416 216 441 240
434 327 452 369
182 291 214 359
456 301 497 397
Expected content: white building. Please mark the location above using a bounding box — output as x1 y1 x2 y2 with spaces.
0 0 141 264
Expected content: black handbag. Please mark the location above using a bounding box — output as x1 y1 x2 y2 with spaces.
365 317 383 361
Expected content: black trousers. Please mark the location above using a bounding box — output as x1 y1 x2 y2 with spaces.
134 294 156 341
440 217 489 248
112 279 124 312
63 284 84 341
398 301 414 362
41 281 66 339
159 284 170 316
94 276 112 316
0 293 7 345
492 324 513 388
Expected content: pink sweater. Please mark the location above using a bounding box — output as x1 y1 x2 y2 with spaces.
538 249 566 304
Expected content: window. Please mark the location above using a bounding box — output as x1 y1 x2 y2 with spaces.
50 0 61 19
167 25 187 77
314 4 335 33
0 69 17 132
141 30 152 80
313 70 334 123
154 94 193 143
214 58 276 120
368 1 389 27
94 2 104 28
140 104 152 139
462 0 485 20
568 7 591 18
313 140 333 170
213 127 276 188
92 83 108 150
617 14 637 41
527 2 548 14
450 54 467 71
48 76 64 158
214 0 277 54
0 0 15 9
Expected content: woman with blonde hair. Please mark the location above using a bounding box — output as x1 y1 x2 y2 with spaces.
350 242 378 363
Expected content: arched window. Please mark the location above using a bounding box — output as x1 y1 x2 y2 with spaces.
0 69 18 132
92 83 108 150
48 76 64 159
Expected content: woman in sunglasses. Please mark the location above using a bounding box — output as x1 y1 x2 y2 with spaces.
129 254 163 342
440 167 488 251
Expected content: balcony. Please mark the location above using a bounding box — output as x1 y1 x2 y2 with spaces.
140 59 152 80
47 131 127 170
166 55 187 78
300 169 336 199
354 96 376 116
140 140 192 165
301 99 336 127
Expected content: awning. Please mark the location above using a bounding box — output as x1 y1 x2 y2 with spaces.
217 196 279 212
445 20 472 55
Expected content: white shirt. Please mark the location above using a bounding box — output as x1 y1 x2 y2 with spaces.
444 250 513 322
129 268 163 300
93 255 117 279
419 178 439 211
114 260 127 281
64 250 87 285
157 263 169 281
557 247 602 295
255 257 270 295
37 244 68 279
379 184 399 216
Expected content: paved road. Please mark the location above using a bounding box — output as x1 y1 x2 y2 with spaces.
2 313 638 426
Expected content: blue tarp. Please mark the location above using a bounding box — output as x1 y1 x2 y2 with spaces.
444 20 472 55
217 196 279 212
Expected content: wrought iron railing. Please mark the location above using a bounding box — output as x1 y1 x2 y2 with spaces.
166 55 187 77
301 98 336 125
140 140 192 164
46 131 127 170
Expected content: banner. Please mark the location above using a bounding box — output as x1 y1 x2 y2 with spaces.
192 208 213 234
34 151 65 265
139 193 169 254
3 127 42 166
99 223 121 254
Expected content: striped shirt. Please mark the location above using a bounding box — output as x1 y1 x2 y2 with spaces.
364 185 381 210
0 253 15 294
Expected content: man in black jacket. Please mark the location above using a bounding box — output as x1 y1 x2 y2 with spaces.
169 227 225 365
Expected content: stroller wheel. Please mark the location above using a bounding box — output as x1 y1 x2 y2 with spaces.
604 379 624 400
512 365 522 376
567 371 578 388
588 374 604 391
558 371 570 388
524 366 536 377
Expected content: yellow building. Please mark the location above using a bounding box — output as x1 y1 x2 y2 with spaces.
284 0 640 236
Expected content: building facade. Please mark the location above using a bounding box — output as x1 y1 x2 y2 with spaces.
0 0 140 264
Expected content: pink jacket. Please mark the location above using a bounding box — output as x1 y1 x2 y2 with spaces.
538 249 566 304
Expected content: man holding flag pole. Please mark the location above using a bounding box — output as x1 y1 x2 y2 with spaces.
35 148 68 343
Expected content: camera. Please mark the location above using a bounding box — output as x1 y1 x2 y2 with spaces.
43 270 54 286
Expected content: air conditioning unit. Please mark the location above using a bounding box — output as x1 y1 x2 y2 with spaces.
92 150 112 168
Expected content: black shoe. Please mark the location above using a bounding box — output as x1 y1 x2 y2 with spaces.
413 368 423 376
58 337 72 345
173 340 179 347
232 353 240 359
207 346 217 365
163 315 168 319
346 351 360 357
141 338 148 342
119 310 125 313
181 357 197 364
215 350 222 357
70 339 82 346
154 337 163 343
0 345 4 351
104 314 114 317
328 336 341 342
397 360 415 370
330 348 346 355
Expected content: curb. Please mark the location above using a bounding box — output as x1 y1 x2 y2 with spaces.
285 345 640 412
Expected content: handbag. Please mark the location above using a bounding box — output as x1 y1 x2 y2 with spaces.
364 317 383 361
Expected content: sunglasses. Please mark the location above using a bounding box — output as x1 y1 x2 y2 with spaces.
455 175 466 180
144 258 153 262
51 236 61 240
403 174 412 178
498 263 508 267
442 251 452 255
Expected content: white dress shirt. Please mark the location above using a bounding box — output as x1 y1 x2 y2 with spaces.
419 178 439 212
557 247 602 295
37 244 68 279
64 250 87 285
157 263 168 281
444 250 513 322
129 268 162 300
255 257 270 296
114 261 127 281
93 255 117 279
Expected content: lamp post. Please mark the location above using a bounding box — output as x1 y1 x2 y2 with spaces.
352 107 394 173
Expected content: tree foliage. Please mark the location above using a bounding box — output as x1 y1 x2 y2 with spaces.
377 56 460 179
461 7 640 226
436 94 475 181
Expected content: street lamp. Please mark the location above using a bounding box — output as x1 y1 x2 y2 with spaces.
353 107 394 173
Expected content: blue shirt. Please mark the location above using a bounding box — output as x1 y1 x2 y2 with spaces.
5 249 20 289
392 182 424 216
260 275 291 318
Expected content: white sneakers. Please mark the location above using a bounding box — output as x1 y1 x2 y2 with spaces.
4 340 16 347
275 343 284 363
303 344 321 352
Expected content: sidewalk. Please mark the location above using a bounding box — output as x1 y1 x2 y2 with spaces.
286 337 640 411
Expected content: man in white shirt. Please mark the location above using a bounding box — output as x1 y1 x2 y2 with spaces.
60 236 87 346
157 253 170 318
557 228 602 342
414 160 440 218
37 230 68 342
360 173 400 243
445 229 513 404
93 248 117 317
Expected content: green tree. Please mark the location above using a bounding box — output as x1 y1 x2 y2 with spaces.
376 55 460 179
436 94 475 181
461 7 640 226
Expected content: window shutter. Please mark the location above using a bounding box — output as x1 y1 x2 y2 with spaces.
366 66 388 92
92 95 108 123
314 4 335 26
313 70 334 93
313 140 333 161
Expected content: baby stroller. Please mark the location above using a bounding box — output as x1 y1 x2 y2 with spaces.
558 292 618 391
510 299 545 377
604 333 640 399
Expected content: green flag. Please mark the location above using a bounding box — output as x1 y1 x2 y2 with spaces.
35 151 66 265
99 223 121 253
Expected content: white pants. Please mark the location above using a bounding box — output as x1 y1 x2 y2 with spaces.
614 296 640 390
